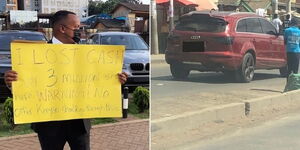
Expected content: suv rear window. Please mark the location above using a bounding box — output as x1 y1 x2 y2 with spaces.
175 14 227 32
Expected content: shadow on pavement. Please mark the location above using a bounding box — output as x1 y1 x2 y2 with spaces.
151 72 283 84
250 88 283 93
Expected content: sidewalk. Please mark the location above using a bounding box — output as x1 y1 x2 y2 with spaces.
151 54 165 64
0 119 149 150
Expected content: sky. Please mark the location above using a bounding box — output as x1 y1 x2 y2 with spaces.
140 0 150 4
92 0 150 4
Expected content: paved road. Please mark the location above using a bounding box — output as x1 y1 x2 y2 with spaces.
185 112 300 150
151 63 286 119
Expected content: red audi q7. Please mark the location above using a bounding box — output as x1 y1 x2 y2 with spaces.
165 11 287 82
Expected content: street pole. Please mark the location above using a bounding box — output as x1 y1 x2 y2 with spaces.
122 87 129 118
151 0 159 54
287 0 292 14
169 0 174 31
272 0 278 16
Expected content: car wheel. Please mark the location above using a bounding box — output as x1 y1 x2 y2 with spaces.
170 63 190 79
238 53 255 83
279 66 288 77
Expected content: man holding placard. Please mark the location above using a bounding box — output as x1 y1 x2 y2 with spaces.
4 10 128 150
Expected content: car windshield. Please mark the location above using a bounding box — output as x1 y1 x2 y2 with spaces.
175 14 227 32
0 33 46 51
100 35 148 50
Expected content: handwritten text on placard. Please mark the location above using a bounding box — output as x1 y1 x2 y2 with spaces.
11 43 125 124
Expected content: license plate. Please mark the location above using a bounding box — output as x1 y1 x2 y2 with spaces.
183 41 205 52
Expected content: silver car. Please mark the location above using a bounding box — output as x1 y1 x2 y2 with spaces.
88 32 149 87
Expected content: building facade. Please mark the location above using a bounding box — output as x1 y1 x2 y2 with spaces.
0 0 18 12
22 0 88 18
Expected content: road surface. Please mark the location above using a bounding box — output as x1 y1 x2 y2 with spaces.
151 63 286 119
185 111 300 150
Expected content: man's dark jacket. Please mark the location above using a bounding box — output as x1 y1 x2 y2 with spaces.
31 40 91 134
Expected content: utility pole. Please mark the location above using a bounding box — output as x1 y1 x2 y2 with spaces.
272 0 278 16
151 0 159 54
169 0 174 31
287 0 292 14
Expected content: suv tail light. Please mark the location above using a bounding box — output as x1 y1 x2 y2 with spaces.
213 37 234 45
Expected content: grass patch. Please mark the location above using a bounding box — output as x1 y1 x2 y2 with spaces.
128 102 149 119
0 123 33 137
0 103 33 137
91 118 117 125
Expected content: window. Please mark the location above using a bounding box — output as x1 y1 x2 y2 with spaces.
92 35 99 44
236 19 247 32
259 18 277 35
175 14 227 33
246 18 263 33
100 35 148 50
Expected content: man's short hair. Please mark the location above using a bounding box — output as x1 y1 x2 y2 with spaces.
52 10 76 26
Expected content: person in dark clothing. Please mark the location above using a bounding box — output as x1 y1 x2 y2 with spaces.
284 19 300 77
4 10 128 150
283 14 292 30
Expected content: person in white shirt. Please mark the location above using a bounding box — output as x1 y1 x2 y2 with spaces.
272 14 283 32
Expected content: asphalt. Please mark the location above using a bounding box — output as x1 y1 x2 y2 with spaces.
188 111 300 150
151 55 300 150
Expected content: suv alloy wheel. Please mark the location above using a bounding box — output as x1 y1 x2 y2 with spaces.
238 53 255 83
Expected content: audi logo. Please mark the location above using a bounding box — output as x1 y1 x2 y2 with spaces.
190 36 201 40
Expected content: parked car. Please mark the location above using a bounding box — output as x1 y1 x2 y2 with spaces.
0 30 47 102
165 11 287 82
88 32 149 87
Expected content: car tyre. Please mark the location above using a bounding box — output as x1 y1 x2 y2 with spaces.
170 63 190 79
238 53 255 83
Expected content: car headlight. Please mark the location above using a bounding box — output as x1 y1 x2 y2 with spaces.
122 64 127 69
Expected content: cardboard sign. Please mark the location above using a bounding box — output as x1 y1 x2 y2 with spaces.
11 42 125 124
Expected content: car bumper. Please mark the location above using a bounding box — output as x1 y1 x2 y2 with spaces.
124 76 149 87
165 50 242 71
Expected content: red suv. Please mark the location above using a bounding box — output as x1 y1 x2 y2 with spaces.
165 11 287 82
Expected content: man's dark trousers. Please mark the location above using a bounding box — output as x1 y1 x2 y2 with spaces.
35 119 90 150
287 52 300 76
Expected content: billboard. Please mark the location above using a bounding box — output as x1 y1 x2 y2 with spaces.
10 10 38 29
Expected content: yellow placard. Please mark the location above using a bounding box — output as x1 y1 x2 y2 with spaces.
11 43 125 124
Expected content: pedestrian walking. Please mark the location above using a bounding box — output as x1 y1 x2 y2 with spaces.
284 19 300 77
273 14 283 32
4 10 128 150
